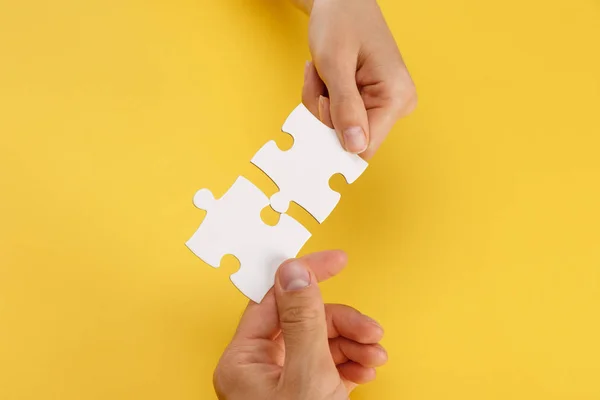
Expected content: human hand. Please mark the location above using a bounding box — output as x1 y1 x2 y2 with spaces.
296 0 417 159
213 251 387 399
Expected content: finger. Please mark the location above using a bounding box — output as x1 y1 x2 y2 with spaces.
338 361 377 385
233 250 347 341
276 304 383 345
324 304 384 343
304 249 347 282
329 337 388 367
276 259 335 382
360 106 398 160
319 64 370 154
361 99 415 160
302 61 326 120
360 71 417 160
318 95 334 128
232 289 278 341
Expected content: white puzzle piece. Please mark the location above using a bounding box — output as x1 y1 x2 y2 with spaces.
251 103 369 223
186 176 311 303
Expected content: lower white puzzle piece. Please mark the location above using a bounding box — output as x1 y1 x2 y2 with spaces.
251 103 368 223
185 176 311 303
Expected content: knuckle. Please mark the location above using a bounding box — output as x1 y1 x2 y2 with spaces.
334 90 361 104
389 70 418 116
312 48 336 70
213 363 231 398
312 49 355 83
212 346 245 395
280 304 322 331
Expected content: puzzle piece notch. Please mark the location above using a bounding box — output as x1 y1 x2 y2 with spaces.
186 176 311 303
252 103 368 223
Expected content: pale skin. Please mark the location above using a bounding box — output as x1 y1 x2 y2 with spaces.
295 0 416 159
214 0 416 398
213 251 387 400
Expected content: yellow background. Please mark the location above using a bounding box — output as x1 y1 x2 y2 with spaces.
1 0 599 399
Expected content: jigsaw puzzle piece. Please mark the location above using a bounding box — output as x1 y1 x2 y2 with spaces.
251 103 368 223
230 213 310 302
185 176 311 303
186 176 267 268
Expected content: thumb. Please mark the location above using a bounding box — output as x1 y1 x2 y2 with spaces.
325 70 370 155
275 259 333 379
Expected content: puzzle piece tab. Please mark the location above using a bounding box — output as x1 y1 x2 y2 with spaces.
186 176 311 303
251 103 368 223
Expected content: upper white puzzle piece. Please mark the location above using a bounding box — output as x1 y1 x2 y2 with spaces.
185 176 311 303
251 103 368 223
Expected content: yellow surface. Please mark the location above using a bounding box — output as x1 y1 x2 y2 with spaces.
1 0 599 399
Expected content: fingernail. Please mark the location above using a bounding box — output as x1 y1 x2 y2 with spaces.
304 61 311 81
343 126 368 154
279 260 311 291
